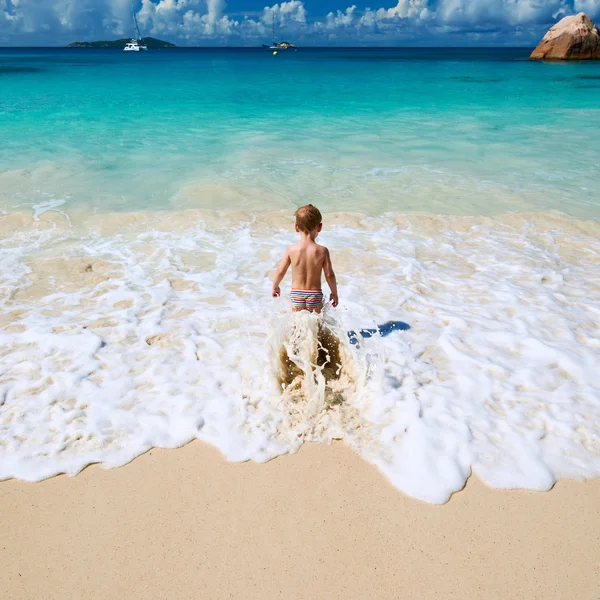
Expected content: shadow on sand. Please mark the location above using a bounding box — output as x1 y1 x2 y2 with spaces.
347 321 411 347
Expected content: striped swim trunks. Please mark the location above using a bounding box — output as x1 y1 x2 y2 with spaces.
290 289 324 312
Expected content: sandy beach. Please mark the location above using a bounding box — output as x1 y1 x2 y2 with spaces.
1 442 598 600
2 44 600 600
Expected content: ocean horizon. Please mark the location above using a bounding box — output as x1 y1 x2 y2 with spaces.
2 45 539 47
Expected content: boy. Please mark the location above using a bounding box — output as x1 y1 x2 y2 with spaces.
272 204 338 312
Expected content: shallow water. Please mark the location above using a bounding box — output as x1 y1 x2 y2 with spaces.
1 49 600 502
1 48 599 218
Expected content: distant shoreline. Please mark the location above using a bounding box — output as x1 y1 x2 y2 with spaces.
66 37 175 49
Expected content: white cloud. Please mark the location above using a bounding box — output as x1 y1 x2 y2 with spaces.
382 0 431 19
264 1 307 27
323 0 431 34
435 0 570 28
102 0 132 35
326 6 356 29
574 0 600 17
137 1 305 41
0 0 597 46
138 0 237 39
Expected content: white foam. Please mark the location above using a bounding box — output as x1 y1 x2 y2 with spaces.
0 210 599 503
31 197 67 221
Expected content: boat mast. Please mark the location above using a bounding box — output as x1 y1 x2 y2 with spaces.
272 13 276 45
132 2 142 40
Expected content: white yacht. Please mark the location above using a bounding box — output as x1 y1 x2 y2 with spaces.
123 4 147 52
124 39 147 52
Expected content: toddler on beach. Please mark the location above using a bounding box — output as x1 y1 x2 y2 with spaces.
272 204 339 312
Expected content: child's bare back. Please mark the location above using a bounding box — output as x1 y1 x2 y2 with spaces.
272 205 338 313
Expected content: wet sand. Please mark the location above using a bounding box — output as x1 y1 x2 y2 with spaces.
1 441 598 600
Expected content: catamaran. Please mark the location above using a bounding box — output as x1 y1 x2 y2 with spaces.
124 3 147 51
262 14 297 50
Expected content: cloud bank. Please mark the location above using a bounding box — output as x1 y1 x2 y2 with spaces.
1 0 599 46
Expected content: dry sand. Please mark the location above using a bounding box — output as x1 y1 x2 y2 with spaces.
1 442 599 600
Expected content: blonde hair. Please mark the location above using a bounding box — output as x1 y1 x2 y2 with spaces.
295 204 322 233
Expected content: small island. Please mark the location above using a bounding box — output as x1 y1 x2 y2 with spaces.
67 37 175 49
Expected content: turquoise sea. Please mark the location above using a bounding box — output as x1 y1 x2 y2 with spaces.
1 47 600 217
1 48 600 503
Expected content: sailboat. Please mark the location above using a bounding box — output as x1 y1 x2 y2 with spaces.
124 3 147 51
262 14 297 50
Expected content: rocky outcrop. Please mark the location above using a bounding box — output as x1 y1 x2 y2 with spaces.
530 13 600 60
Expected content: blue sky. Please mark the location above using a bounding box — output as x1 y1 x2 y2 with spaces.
1 0 599 46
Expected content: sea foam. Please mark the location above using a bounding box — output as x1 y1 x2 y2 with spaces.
0 209 599 503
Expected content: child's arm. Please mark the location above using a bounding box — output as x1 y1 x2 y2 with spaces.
323 248 338 307
272 248 291 297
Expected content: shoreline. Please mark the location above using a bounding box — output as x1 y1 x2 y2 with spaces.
1 203 600 501
2 204 600 231
1 441 599 599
